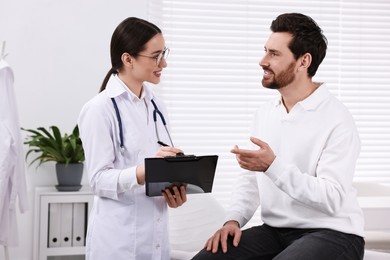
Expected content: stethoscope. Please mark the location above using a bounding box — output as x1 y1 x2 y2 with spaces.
111 97 175 153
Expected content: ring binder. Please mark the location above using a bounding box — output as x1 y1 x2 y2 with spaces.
60 203 73 247
72 203 86 247
48 203 61 248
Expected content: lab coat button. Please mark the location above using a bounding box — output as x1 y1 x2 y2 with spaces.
156 244 160 249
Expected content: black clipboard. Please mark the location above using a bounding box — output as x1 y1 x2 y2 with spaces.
144 155 218 197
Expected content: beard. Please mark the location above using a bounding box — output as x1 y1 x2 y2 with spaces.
261 61 296 89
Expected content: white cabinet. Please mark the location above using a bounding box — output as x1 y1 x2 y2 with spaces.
33 187 94 260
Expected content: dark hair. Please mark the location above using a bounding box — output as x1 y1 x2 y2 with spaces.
99 17 162 92
270 13 327 77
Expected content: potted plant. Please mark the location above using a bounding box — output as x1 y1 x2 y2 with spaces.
22 125 85 191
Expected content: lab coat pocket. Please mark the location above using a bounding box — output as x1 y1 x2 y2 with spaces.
96 196 134 216
88 199 136 259
92 199 136 242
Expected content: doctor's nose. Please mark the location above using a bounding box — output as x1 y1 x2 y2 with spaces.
158 57 167 68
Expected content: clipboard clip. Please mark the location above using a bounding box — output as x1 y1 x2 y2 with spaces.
164 154 198 162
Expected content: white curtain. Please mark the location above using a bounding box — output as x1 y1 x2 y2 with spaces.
148 0 390 210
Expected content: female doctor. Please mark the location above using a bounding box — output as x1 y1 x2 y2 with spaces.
78 17 187 260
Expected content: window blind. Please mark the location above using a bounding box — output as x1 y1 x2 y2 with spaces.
148 0 390 213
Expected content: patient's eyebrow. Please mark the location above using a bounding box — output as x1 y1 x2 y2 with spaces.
265 47 281 55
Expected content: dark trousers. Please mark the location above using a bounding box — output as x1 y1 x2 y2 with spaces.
191 224 365 260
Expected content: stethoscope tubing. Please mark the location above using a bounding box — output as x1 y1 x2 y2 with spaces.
150 99 175 147
111 98 124 149
111 97 174 151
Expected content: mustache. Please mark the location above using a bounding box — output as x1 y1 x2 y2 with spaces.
261 65 274 74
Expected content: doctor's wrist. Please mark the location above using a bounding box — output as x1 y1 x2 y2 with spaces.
136 164 145 185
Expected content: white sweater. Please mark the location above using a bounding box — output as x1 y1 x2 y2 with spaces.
226 83 364 237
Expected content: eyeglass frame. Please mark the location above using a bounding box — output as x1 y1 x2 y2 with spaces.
137 47 170 66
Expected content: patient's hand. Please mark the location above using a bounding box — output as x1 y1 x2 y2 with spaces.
205 220 241 253
162 185 187 208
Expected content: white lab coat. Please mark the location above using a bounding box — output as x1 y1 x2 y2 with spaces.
78 75 173 260
0 60 28 246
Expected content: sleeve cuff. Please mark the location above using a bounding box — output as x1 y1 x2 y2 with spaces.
264 156 285 183
118 166 142 192
225 211 247 228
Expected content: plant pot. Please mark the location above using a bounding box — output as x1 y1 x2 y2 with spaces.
55 163 84 191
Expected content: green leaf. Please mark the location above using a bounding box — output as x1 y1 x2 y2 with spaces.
37 127 55 139
21 124 85 167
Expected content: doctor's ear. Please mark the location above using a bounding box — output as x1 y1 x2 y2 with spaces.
121 53 133 67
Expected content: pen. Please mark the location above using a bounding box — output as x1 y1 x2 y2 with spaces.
158 141 186 156
157 141 169 147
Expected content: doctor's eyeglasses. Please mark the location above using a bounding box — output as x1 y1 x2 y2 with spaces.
138 47 170 66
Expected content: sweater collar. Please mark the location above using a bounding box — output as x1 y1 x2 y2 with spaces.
274 83 330 111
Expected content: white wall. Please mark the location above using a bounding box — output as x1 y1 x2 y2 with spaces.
0 1 148 259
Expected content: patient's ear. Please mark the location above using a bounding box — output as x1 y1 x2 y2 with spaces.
298 53 312 72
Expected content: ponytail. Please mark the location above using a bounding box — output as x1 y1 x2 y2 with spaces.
99 68 117 93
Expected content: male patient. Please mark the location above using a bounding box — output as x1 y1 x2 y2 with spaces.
192 13 365 260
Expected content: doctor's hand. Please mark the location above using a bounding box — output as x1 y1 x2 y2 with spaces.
204 220 241 253
231 137 276 172
162 185 187 208
155 146 184 158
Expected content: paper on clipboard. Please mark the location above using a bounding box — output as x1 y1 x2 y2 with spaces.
144 155 218 197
